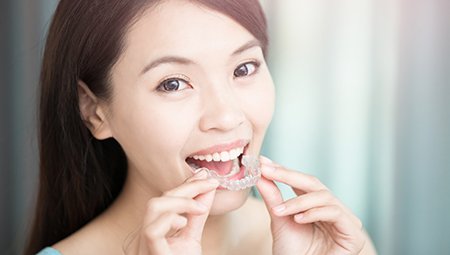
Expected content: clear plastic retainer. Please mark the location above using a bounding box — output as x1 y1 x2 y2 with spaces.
194 155 261 191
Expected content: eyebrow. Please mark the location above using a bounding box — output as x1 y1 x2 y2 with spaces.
140 56 193 75
231 39 261 56
140 39 261 75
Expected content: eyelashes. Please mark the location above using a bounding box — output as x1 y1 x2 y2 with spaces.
157 77 191 92
233 60 261 78
156 74 192 93
155 60 261 93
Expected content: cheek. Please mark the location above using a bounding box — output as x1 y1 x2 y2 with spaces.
108 95 196 172
240 75 275 132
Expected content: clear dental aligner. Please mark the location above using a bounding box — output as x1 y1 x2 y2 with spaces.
192 155 261 191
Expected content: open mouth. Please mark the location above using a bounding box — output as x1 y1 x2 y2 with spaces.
185 144 261 190
186 145 246 179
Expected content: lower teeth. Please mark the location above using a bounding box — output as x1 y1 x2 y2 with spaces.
189 155 261 191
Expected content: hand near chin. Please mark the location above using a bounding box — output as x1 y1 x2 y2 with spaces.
126 170 219 255
256 156 371 255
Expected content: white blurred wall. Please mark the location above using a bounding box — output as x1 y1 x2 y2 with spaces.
261 0 450 254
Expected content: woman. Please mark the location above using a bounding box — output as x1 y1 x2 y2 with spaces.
26 0 377 254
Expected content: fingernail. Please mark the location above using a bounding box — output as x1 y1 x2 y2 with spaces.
208 178 220 185
272 204 286 214
187 169 208 183
294 213 304 222
260 155 273 164
194 168 208 178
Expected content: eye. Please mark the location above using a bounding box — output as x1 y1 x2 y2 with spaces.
157 77 191 92
233 61 260 78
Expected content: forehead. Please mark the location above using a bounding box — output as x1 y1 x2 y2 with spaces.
122 0 256 65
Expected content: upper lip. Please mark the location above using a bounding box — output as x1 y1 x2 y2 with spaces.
187 139 249 158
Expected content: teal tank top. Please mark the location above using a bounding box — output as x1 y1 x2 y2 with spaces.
37 247 62 255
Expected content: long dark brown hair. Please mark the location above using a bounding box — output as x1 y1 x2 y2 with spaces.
25 0 268 254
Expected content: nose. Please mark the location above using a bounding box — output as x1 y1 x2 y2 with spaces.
199 85 245 132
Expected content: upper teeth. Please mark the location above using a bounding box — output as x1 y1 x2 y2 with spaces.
191 147 244 162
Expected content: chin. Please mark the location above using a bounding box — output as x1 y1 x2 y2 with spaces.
208 188 251 215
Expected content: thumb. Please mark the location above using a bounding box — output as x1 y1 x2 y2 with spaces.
256 176 293 231
181 181 217 241
257 155 285 213
256 176 284 218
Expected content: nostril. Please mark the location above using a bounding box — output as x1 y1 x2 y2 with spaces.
199 112 245 132
198 96 245 132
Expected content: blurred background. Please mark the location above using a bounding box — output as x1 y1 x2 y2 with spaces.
1 0 449 254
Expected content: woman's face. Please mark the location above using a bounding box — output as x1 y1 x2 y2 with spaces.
105 0 275 213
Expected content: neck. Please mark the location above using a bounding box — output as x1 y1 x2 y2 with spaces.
201 213 235 254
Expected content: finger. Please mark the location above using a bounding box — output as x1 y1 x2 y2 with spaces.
270 186 362 227
143 213 187 254
271 190 338 217
261 156 309 196
260 155 285 169
267 188 362 228
261 156 363 229
259 160 327 194
185 168 209 182
181 187 217 241
256 176 284 217
293 205 358 236
145 196 208 223
295 206 366 254
163 178 220 198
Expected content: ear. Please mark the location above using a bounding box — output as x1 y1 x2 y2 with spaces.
78 81 113 140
